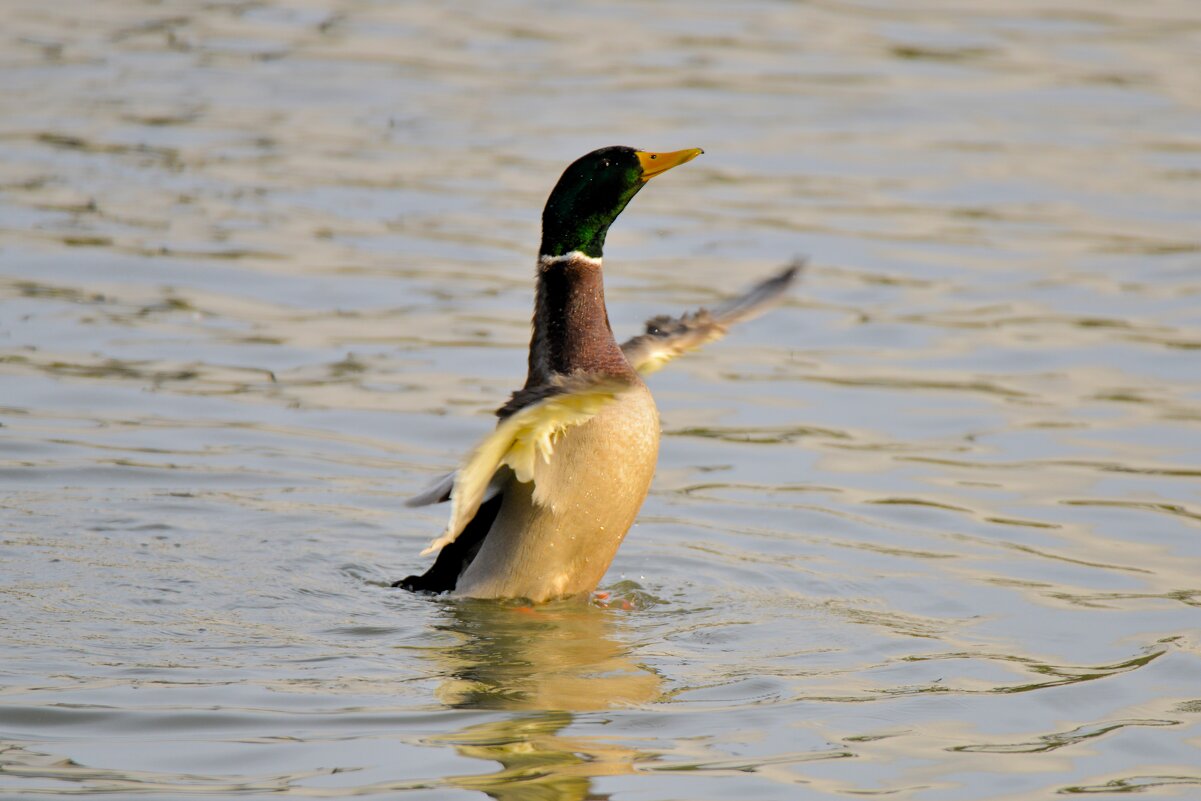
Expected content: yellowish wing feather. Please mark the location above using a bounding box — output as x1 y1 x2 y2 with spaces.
420 378 628 556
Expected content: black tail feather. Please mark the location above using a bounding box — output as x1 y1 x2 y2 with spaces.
394 493 504 594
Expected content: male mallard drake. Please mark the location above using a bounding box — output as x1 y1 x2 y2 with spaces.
397 145 798 602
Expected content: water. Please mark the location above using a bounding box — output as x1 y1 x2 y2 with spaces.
2 0 1200 798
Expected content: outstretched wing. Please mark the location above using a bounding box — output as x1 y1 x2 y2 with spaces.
417 375 631 556
408 262 800 554
620 261 802 376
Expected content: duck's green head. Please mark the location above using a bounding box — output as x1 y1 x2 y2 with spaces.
540 146 703 260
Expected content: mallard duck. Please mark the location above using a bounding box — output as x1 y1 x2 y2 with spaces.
397 145 799 602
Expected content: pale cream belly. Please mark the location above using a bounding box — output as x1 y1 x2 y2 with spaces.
454 384 660 602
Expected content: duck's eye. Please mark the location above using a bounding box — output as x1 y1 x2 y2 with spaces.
600 159 611 168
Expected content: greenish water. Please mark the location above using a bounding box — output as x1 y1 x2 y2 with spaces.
2 1 1200 799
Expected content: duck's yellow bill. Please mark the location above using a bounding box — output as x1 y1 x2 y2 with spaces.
636 148 703 181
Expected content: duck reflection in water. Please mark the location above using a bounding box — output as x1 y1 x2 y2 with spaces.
423 597 661 801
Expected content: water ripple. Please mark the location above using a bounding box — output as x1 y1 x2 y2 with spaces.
3 0 1201 798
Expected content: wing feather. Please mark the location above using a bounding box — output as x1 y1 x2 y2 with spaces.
620 261 802 375
405 470 456 507
418 376 630 556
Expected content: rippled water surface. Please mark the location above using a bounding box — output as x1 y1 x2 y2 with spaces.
3 1 1201 798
